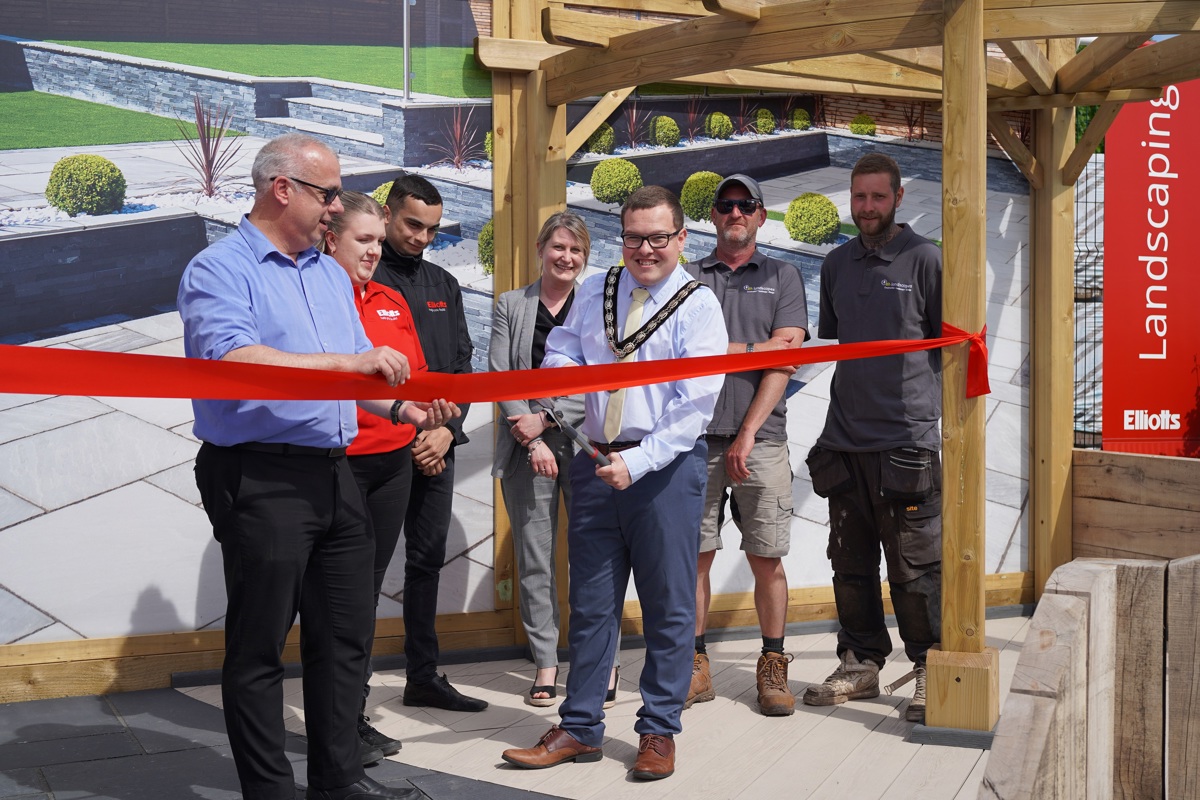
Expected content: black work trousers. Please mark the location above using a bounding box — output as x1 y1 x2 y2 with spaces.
400 446 456 684
195 444 375 800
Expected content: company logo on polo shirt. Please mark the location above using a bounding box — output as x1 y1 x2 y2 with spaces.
1123 409 1181 431
376 309 403 320
742 284 776 294
880 279 913 292
426 300 448 311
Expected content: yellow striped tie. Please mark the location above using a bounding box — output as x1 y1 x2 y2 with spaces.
603 287 649 442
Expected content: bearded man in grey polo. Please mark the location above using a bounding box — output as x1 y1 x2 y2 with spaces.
684 174 808 717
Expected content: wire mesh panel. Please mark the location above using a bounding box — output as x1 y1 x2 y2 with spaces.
1074 155 1103 448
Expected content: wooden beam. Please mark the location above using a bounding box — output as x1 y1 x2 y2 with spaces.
989 87 1159 111
542 6 635 48
702 0 764 21
475 36 570 72
997 39 1056 94
1057 33 1149 93
987 112 1042 189
671 68 944 99
1029 37 1077 598
928 0 999 732
1081 33 1200 92
1062 100 1121 185
565 87 635 159
985 2 1200 40
543 1 946 105
550 0 708 15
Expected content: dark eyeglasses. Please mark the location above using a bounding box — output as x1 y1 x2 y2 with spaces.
620 228 683 250
713 198 761 215
279 176 343 205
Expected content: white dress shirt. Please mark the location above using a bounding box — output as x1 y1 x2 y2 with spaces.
543 265 729 483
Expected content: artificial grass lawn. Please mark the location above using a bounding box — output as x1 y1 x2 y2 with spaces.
0 90 202 150
765 208 860 238
53 42 492 98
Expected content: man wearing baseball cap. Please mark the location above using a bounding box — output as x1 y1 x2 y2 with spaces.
684 174 808 716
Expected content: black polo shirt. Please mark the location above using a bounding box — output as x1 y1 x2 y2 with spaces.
815 225 942 452
687 249 809 440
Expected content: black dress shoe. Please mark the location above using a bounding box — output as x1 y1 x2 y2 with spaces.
305 775 422 799
358 714 402 757
360 742 384 767
402 673 488 712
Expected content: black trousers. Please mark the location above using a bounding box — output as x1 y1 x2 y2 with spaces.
348 445 414 706
401 446 456 683
195 444 375 800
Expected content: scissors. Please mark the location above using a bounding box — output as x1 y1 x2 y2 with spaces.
536 400 611 466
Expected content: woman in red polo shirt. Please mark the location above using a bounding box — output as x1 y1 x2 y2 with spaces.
325 191 435 760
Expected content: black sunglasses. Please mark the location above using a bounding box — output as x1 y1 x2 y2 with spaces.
713 198 761 215
279 176 343 205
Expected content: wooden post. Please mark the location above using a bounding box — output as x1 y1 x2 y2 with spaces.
1030 39 1077 598
1167 554 1200 798
925 0 999 731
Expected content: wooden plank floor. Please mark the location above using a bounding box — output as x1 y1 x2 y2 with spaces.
181 614 1030 799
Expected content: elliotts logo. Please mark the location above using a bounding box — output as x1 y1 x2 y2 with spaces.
426 300 448 311
376 309 402 319
1123 409 1182 431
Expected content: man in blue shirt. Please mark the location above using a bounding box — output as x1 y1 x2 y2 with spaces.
502 186 728 780
179 133 453 800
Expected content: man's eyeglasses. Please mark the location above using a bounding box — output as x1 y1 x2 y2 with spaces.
713 198 761 215
620 228 683 249
279 176 343 205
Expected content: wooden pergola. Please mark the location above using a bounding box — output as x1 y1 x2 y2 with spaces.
475 0 1200 731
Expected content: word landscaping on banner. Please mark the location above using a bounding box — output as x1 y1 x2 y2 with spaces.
1104 79 1200 457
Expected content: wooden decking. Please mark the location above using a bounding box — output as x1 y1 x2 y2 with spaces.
181 613 1030 799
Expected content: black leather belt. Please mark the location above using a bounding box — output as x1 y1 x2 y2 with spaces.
234 442 348 458
589 440 641 455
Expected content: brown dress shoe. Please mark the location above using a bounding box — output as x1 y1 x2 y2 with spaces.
631 733 675 780
502 725 602 769
685 653 715 709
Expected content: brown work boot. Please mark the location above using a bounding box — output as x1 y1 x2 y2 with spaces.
802 650 880 706
904 665 927 723
756 652 795 716
631 734 675 780
685 653 715 709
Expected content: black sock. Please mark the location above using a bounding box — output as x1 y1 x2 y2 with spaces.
762 636 784 655
694 635 707 655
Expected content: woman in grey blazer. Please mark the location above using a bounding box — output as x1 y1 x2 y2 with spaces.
490 211 617 707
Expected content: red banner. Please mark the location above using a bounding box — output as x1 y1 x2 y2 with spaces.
1104 80 1200 456
0 325 988 402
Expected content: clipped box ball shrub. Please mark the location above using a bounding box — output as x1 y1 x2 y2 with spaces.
590 158 642 205
478 219 495 275
485 130 494 162
785 193 841 245
705 111 733 140
371 181 393 207
584 123 616 155
680 171 723 222
652 115 681 147
755 109 776 135
849 112 877 136
790 108 811 131
45 154 127 217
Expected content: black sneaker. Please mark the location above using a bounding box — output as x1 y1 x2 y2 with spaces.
359 742 385 767
402 673 488 712
358 715 402 757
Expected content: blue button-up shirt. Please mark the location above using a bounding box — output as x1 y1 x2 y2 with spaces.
177 216 370 448
543 265 728 483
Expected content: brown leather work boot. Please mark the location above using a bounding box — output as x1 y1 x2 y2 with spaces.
631 734 675 780
685 653 715 708
501 726 602 769
756 652 796 716
803 650 880 706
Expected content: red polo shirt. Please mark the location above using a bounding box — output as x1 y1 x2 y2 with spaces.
350 280 428 455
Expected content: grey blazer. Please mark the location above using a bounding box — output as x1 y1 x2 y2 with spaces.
489 278 585 479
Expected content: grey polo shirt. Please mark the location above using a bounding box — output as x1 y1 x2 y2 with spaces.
687 249 809 440
815 224 942 452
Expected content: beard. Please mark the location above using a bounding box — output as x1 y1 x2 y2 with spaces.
852 205 897 238
717 222 755 249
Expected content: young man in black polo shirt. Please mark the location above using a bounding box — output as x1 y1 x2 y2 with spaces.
803 153 943 724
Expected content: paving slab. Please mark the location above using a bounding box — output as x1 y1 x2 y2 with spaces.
0 587 54 646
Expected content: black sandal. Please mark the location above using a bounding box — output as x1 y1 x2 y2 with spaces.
528 666 558 707
603 666 619 709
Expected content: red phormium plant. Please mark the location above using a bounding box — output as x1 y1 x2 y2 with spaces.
684 96 707 143
625 100 647 150
429 105 487 170
736 96 762 136
174 95 244 197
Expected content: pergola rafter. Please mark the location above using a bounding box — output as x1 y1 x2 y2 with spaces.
482 0 1200 732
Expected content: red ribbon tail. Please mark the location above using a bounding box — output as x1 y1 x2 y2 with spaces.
944 323 991 398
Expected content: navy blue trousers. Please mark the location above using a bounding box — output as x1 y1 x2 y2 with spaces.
559 441 707 747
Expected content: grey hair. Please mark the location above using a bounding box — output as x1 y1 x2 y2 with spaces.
250 133 336 193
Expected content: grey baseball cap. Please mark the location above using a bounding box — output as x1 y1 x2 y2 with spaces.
714 174 764 204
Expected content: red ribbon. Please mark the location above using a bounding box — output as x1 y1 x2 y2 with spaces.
0 325 988 402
